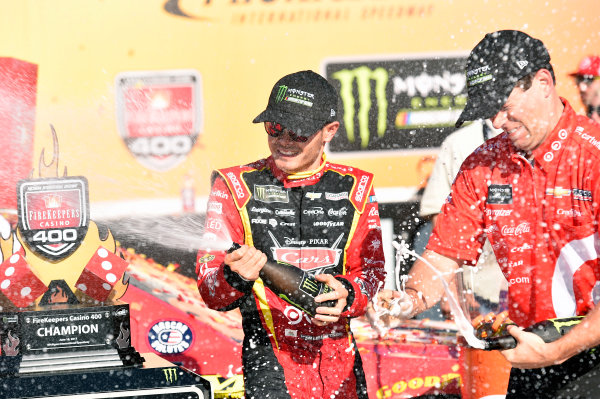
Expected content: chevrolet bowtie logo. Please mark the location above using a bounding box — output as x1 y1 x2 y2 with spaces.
545 187 571 198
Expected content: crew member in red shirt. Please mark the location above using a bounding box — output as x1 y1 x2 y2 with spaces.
378 30 600 397
570 55 600 124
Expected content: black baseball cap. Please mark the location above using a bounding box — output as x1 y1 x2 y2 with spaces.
253 70 338 137
456 30 553 128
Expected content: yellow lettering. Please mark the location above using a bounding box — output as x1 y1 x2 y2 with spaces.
424 375 440 388
391 380 407 393
376 385 391 398
408 377 423 390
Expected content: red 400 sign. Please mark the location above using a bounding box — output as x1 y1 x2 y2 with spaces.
115 70 204 171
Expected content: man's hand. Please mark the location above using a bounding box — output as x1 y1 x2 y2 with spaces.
224 244 267 281
501 325 562 369
311 274 347 326
376 289 414 319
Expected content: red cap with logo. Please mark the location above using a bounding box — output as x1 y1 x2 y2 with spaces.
570 55 600 77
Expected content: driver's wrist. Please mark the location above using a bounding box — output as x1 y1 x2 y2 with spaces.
404 287 425 316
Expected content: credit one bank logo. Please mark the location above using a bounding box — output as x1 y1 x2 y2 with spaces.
324 55 467 152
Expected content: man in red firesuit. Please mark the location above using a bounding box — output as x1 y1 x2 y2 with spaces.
196 70 386 399
377 30 600 397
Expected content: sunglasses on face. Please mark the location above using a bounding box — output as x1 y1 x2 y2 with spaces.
576 75 600 89
264 122 309 143
587 105 600 117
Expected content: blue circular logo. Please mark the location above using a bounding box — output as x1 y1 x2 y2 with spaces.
148 320 193 354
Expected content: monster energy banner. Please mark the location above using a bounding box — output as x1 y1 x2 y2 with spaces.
325 55 467 152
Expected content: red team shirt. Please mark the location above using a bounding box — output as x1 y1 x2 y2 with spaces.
428 99 600 327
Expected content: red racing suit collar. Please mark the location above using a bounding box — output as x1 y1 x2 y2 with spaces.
266 155 328 188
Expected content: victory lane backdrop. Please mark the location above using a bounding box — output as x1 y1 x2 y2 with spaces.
325 55 467 152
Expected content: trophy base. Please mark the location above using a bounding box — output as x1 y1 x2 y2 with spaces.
4 353 212 398
18 347 145 374
0 302 144 376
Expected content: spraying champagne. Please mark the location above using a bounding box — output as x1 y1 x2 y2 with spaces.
483 316 584 350
227 242 337 317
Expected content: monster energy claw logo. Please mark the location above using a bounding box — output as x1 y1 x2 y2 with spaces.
276 85 288 103
163 367 178 383
333 66 388 149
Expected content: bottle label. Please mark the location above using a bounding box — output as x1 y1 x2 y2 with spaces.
299 274 321 298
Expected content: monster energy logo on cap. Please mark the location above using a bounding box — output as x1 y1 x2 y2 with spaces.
253 70 337 137
276 85 288 103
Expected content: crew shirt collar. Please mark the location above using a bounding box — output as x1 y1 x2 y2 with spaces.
528 98 575 170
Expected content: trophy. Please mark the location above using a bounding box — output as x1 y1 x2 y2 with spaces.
0 156 211 397
0 175 144 376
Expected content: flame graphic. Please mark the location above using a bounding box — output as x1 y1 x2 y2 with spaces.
30 125 67 178
49 285 68 304
116 322 130 349
3 330 20 356
42 194 62 209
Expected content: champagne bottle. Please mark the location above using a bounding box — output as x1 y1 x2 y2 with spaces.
227 242 337 317
483 316 585 350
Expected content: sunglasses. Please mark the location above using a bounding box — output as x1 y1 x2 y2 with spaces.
587 105 600 117
264 122 309 143
576 75 600 90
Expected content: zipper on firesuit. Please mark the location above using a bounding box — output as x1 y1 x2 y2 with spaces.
515 153 539 270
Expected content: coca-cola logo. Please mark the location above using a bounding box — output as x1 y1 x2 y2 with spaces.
328 207 348 217
501 223 530 236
